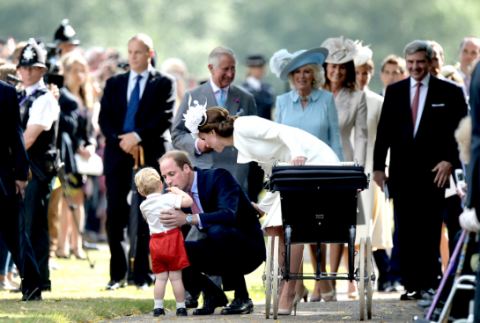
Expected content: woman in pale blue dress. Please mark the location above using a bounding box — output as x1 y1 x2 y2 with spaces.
269 47 344 310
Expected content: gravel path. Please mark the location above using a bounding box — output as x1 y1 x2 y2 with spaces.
106 291 423 323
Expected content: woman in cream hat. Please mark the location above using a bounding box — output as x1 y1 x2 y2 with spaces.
320 36 368 299
353 43 393 293
270 47 344 305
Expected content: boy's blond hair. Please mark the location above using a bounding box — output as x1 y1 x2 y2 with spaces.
134 167 162 195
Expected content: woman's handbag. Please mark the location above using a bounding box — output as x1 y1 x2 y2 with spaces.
74 153 104 176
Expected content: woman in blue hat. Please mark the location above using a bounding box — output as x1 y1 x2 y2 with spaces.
270 47 344 306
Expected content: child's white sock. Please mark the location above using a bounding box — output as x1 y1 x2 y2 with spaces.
154 299 164 309
176 301 186 309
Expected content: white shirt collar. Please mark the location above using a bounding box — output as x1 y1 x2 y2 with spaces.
246 76 262 91
410 73 431 89
146 192 161 199
129 64 152 82
190 171 198 194
210 78 229 94
25 78 46 95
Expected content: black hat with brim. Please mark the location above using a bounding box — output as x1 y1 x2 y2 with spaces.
246 55 266 67
54 19 80 45
17 38 46 69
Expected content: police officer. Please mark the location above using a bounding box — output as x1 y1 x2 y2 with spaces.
53 19 80 57
17 38 60 292
241 55 274 203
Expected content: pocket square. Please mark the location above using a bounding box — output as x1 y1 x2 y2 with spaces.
432 103 445 107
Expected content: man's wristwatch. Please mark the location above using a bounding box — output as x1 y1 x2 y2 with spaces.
186 214 193 225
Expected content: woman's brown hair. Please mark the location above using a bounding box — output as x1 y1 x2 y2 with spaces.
198 107 239 138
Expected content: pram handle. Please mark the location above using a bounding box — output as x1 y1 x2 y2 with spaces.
274 158 359 167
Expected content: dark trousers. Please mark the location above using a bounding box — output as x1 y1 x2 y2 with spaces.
393 187 445 292
105 168 151 285
0 192 42 293
183 225 265 299
24 175 53 289
373 207 402 285
443 195 463 253
247 162 264 203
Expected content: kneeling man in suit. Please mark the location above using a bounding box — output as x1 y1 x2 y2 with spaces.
159 151 265 315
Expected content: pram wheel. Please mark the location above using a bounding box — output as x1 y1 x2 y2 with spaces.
264 236 281 319
366 237 374 319
359 237 365 321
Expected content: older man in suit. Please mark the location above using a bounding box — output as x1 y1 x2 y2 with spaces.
0 80 43 301
99 33 176 290
373 40 468 301
172 46 257 188
159 151 265 315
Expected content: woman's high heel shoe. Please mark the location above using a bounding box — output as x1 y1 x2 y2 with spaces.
321 281 336 302
277 287 307 316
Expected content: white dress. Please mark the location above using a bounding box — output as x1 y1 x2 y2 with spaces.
233 116 340 229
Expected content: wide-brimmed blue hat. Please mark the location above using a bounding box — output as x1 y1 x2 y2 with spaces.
270 47 328 81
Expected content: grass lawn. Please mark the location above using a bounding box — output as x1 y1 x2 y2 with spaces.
0 242 349 323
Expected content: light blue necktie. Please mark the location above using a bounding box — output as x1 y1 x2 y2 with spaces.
123 75 142 133
218 89 226 108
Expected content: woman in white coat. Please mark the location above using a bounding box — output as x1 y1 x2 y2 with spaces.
183 104 340 315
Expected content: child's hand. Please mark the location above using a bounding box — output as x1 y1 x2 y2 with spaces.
166 187 183 195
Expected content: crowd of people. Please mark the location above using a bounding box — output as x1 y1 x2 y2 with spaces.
1 18 480 321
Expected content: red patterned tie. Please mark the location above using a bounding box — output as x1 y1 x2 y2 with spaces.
411 82 421 127
189 191 201 214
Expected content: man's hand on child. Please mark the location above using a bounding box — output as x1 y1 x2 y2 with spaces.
159 209 189 226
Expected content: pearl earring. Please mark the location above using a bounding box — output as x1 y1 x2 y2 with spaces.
214 136 217 142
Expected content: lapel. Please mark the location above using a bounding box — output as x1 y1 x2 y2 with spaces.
139 68 158 109
226 85 240 115
399 78 414 138
416 74 437 139
118 72 129 119
199 82 217 109
194 167 208 212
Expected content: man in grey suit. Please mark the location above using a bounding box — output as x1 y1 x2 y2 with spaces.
171 45 257 308
172 46 257 187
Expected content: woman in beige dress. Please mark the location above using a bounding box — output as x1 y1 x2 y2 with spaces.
319 36 368 298
353 43 394 292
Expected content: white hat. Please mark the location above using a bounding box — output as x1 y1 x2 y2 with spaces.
183 95 208 139
321 36 358 65
353 41 373 67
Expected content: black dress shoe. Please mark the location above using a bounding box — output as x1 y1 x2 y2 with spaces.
421 288 435 301
185 297 198 309
153 308 165 317
193 293 228 315
21 288 42 301
220 298 254 315
176 308 188 316
106 280 128 290
400 291 423 301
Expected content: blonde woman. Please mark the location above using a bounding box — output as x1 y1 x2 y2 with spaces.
56 52 97 259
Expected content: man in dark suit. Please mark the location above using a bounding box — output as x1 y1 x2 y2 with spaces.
99 33 176 290
159 151 265 315
373 40 468 301
0 80 43 301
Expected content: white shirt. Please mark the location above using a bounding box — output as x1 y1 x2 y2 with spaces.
190 171 205 228
126 65 152 142
127 65 152 102
25 79 60 131
140 192 182 234
458 68 470 95
246 76 262 91
410 73 430 137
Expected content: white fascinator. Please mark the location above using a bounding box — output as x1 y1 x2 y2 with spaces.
270 49 294 78
183 94 208 139
353 41 373 67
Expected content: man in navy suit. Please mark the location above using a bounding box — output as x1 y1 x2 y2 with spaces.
99 33 176 290
373 40 468 301
159 151 265 315
0 80 43 301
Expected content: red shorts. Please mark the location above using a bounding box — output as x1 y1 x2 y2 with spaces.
149 227 190 274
